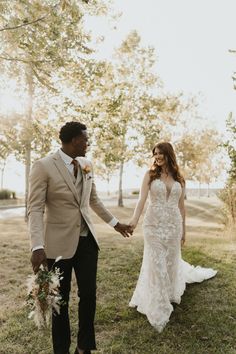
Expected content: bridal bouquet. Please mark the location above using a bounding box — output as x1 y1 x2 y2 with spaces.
26 256 63 329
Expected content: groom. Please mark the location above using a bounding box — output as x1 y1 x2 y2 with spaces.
28 121 132 354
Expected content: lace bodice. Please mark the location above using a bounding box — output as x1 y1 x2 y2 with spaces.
143 179 183 239
149 179 182 208
130 173 184 228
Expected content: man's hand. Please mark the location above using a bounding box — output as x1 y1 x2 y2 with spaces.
31 249 47 273
114 222 133 238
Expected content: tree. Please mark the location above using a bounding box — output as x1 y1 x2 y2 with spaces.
224 113 236 182
219 113 236 224
133 93 187 166
175 127 222 196
0 0 109 211
0 137 10 189
93 161 116 197
90 31 160 206
0 116 18 189
89 30 190 206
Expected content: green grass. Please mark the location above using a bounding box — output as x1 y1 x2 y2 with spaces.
0 197 236 354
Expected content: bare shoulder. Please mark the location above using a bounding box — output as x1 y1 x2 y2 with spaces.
143 170 151 183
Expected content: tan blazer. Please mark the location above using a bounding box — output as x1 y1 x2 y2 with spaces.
28 151 115 259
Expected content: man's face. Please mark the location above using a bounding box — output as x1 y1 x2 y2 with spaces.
72 130 89 157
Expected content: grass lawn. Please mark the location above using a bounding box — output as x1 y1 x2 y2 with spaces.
0 197 236 354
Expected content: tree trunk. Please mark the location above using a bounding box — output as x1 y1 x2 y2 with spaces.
228 186 236 224
198 182 201 198
107 176 110 196
25 147 31 218
25 68 34 220
118 161 124 207
0 160 6 189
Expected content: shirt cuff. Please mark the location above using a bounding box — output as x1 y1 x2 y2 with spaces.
32 245 44 252
109 217 119 227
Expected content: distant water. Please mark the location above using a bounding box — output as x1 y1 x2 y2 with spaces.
0 197 136 220
0 207 25 219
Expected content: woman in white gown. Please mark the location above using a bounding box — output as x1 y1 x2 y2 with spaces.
129 142 217 332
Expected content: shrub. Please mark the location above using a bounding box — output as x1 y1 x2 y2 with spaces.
0 189 16 200
132 190 139 195
218 183 236 225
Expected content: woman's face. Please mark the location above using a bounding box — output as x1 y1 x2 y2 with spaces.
153 148 166 167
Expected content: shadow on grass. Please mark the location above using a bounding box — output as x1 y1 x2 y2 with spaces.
186 202 225 225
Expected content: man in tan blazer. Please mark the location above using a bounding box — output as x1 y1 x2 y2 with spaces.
28 121 132 354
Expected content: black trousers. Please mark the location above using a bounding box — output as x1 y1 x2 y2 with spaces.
47 232 98 354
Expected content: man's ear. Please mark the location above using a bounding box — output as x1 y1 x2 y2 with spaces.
71 137 78 147
71 137 75 144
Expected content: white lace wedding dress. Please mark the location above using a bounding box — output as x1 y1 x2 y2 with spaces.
129 179 217 332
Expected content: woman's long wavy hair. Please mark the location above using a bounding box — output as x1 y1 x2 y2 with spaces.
149 142 185 187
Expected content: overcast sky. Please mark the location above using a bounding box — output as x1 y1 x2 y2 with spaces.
88 0 236 132
86 0 236 190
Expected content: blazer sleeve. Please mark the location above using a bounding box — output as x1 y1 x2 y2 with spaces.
89 164 115 224
27 160 48 250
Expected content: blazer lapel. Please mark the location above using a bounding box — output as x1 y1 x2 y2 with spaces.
53 152 80 205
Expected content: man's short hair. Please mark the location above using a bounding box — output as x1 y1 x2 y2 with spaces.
59 121 87 143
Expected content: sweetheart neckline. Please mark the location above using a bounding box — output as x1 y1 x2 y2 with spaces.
156 179 179 202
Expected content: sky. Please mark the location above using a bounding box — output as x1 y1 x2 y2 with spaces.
1 0 236 193
89 0 236 132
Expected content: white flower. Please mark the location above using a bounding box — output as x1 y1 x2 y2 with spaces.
26 265 63 329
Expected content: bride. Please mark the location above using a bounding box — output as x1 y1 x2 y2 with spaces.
129 142 217 332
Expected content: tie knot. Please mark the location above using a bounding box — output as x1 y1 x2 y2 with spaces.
71 159 78 167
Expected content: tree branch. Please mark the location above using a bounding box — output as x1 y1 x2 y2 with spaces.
0 54 55 64
0 55 30 63
0 1 60 32
0 15 48 32
31 66 58 93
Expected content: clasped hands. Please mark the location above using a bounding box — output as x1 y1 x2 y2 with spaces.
114 222 135 238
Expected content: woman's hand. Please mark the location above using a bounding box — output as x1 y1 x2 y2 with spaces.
129 222 136 232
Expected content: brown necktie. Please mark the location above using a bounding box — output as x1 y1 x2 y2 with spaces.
71 159 79 178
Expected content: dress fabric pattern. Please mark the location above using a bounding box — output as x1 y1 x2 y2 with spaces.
129 179 217 332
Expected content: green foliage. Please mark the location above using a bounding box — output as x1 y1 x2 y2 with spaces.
0 118 58 163
26 264 63 328
219 113 236 224
87 31 162 204
0 1 96 86
90 31 184 202
0 189 16 199
224 113 236 182
132 190 139 195
0 135 11 161
218 184 236 225
0 0 111 198
175 127 223 184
